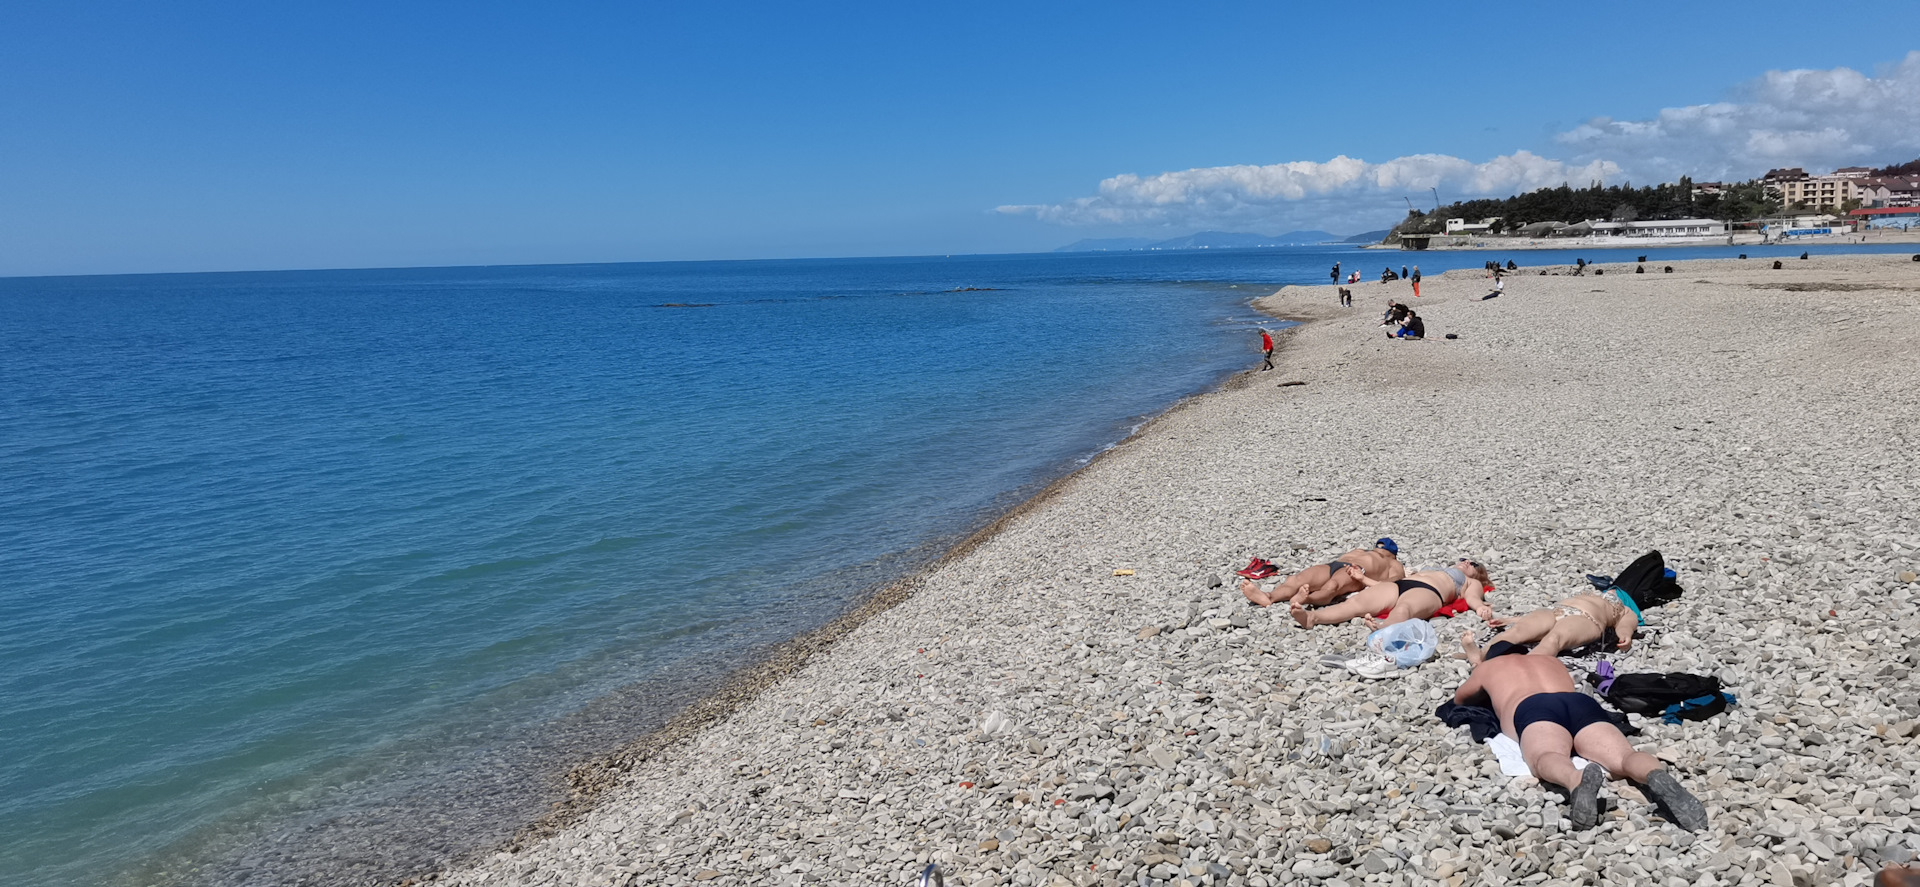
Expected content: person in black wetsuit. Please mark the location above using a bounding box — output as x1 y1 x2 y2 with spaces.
1453 652 1708 831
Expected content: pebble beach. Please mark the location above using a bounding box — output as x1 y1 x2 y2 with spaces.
434 253 1920 887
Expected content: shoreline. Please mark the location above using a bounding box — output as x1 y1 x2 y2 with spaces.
435 253 1919 887
428 318 1305 869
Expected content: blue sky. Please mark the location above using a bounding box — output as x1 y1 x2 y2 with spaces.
3 2 1917 275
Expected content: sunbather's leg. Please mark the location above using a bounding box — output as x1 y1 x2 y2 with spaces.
1570 723 1659 783
1459 631 1484 665
1573 723 1705 829
1519 722 1582 791
1277 564 1333 605
1375 587 1442 626
1299 569 1363 605
1532 615 1603 658
1239 578 1279 607
1289 582 1396 628
1487 609 1555 649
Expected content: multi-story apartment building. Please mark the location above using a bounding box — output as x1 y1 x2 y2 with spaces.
1777 174 1861 210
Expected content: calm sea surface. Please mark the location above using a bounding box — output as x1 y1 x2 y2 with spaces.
0 242 1904 886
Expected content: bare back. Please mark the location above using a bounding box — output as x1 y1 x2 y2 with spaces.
1456 654 1580 739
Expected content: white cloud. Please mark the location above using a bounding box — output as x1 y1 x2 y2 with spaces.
1002 52 1920 232
1554 51 1920 181
998 151 1619 229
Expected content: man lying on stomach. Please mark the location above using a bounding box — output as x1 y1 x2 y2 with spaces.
1453 648 1708 831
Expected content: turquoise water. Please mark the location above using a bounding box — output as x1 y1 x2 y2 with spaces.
0 242 1905 886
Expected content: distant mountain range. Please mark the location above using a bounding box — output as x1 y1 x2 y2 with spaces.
1054 229 1379 252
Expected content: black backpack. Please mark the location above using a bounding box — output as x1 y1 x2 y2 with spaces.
1585 550 1684 609
1589 669 1736 723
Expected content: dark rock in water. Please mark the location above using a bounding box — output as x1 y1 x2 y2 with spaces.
1638 256 1648 262
1739 253 1747 259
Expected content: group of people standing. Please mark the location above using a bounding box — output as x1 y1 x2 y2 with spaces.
1329 261 1421 297
1234 540 1710 833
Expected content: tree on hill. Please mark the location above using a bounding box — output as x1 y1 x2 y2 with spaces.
1402 176 1776 236
1871 158 1920 177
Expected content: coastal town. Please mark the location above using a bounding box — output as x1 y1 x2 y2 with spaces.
1383 160 1920 250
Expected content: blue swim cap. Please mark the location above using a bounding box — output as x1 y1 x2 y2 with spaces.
1375 537 1399 555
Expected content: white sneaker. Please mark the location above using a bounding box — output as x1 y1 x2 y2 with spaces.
1347 653 1406 680
1319 652 1361 669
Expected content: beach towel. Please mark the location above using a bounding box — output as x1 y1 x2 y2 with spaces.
1435 702 1596 776
1489 734 1597 778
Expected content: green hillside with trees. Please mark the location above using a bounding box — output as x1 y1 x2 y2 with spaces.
1389 177 1779 239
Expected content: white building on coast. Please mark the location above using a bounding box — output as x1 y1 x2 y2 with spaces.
1444 217 1500 234
1566 218 1728 238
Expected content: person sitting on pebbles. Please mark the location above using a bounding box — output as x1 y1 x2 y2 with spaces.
1290 559 1492 629
1453 645 1708 831
1459 588 1641 661
1240 538 1404 608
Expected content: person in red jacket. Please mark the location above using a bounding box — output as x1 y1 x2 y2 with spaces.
1259 328 1274 371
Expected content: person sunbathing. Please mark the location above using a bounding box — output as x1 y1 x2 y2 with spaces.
1452 648 1707 830
1239 538 1404 608
1289 559 1492 628
1460 590 1641 661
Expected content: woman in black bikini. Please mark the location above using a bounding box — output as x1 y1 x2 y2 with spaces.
1290 559 1493 629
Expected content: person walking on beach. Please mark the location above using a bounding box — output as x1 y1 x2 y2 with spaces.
1259 328 1274 371
1411 266 1422 298
1452 650 1708 831
1331 262 1341 285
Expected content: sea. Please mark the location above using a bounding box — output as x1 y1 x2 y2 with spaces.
1 241 1908 887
